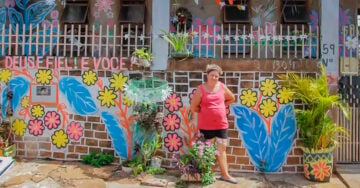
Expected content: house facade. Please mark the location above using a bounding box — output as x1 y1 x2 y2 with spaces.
0 0 359 173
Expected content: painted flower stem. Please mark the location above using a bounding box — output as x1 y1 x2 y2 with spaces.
56 103 69 130
180 106 198 152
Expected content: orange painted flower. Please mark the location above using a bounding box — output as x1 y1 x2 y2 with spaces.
311 160 331 181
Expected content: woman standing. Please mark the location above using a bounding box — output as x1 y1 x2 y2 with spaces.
190 64 237 184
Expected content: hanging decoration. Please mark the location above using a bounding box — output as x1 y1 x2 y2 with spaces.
170 7 193 32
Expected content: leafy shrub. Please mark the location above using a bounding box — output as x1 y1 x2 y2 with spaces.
81 152 114 167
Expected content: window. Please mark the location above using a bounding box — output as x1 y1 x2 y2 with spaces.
282 0 308 23
223 0 249 23
119 0 146 23
61 0 89 24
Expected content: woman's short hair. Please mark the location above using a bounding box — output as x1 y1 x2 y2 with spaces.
206 64 223 75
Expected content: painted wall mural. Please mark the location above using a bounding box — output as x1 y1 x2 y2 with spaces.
230 78 296 172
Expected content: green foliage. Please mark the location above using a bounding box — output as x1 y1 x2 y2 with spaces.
146 166 166 174
160 30 191 53
81 152 114 167
279 65 349 152
132 48 153 61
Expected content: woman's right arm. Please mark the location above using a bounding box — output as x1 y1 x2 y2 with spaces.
190 87 202 113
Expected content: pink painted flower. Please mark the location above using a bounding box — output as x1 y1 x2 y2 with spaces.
4 0 15 7
41 20 51 29
44 111 61 129
164 133 183 152
28 119 45 136
163 113 181 131
51 10 59 19
51 20 59 27
106 19 114 26
66 121 84 141
164 93 183 112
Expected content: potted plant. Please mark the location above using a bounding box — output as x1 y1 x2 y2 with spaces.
160 30 193 58
0 87 16 157
279 65 349 182
175 132 218 186
131 48 153 67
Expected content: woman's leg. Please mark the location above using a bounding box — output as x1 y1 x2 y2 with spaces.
216 138 236 181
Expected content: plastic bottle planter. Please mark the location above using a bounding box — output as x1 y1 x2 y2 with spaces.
303 150 333 182
130 56 151 68
0 144 16 157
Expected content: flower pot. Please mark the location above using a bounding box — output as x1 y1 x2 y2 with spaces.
150 156 162 168
171 51 193 59
181 173 201 182
303 149 333 182
0 144 16 157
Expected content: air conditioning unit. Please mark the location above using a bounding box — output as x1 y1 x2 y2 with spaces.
223 5 249 23
282 5 308 23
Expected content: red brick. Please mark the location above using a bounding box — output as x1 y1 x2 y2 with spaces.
99 141 112 147
37 137 50 142
293 148 303 155
84 130 93 137
241 165 254 171
228 130 239 138
74 115 86 121
89 147 101 153
70 141 80 145
93 123 105 131
69 70 82 76
86 139 98 146
226 147 232 154
297 165 304 172
24 136 37 141
40 151 52 157
17 143 25 149
95 132 108 139
236 156 249 164
287 157 300 165
53 152 65 158
228 164 241 170
227 155 236 163
17 150 25 156
229 139 241 146
76 146 88 153
60 70 68 75
39 143 51 150
85 123 92 130
14 135 23 141
68 145 75 152
232 148 246 155
67 154 79 159
87 116 100 122
102 149 114 156
282 166 296 172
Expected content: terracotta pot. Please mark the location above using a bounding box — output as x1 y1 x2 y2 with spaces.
303 149 333 182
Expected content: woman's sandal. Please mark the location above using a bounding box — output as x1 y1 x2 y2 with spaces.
218 177 238 184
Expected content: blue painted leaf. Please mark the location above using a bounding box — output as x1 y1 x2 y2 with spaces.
267 104 296 172
59 77 97 115
101 112 128 158
25 1 55 29
231 105 269 171
25 28 60 55
0 8 6 29
15 0 30 10
8 8 24 33
1 77 29 118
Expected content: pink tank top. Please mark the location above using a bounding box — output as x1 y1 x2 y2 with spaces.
197 82 228 130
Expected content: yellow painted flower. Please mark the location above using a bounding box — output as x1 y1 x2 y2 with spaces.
260 78 277 97
12 119 27 136
0 69 12 83
51 129 69 148
98 86 117 107
240 89 257 107
21 96 30 108
82 70 97 86
31 104 45 118
259 98 277 118
277 87 293 104
109 72 128 91
36 69 53 84
123 95 134 107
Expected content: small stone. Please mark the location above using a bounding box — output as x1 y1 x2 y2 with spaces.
141 178 168 187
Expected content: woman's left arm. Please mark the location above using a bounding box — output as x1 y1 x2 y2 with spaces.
224 85 235 107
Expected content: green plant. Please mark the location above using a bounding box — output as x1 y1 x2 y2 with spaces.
176 133 218 186
81 152 114 167
160 30 192 54
279 65 349 152
132 48 153 61
146 166 166 174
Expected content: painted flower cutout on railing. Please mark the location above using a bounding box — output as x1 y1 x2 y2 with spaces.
165 93 183 112
28 119 45 136
164 133 183 152
51 129 69 148
109 72 128 91
259 98 277 118
240 89 257 107
98 86 117 107
0 69 12 83
12 119 27 136
82 70 98 86
36 70 53 84
44 111 61 129
66 121 83 141
311 160 331 181
163 113 181 131
21 96 30 108
31 105 45 118
277 87 293 104
260 78 277 97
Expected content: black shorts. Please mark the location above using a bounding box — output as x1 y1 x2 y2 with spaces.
199 129 228 139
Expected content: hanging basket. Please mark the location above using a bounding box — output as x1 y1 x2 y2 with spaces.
123 77 172 103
